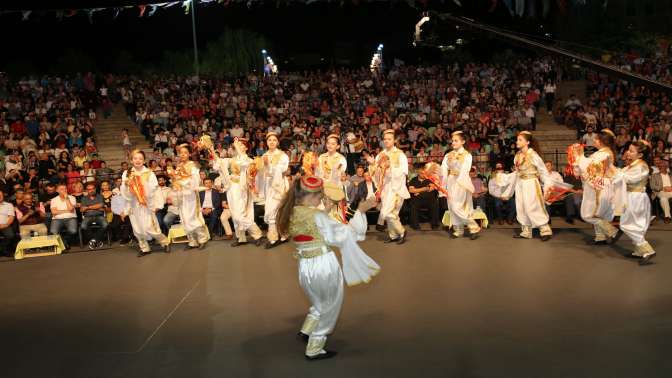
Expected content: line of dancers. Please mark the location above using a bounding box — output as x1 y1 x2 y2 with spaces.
119 128 657 266
117 128 658 360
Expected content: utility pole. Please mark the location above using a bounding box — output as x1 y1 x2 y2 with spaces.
191 0 200 78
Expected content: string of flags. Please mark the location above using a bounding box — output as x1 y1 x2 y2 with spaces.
0 0 609 23
0 0 218 23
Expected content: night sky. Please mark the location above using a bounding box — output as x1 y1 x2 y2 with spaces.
0 0 634 72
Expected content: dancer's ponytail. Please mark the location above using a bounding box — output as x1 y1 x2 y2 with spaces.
276 179 301 237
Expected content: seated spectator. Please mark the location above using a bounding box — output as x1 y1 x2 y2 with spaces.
110 188 133 245
0 191 17 257
352 171 377 206
50 183 78 250
651 157 672 223
96 161 115 181
81 161 96 183
219 197 234 240
80 182 108 249
65 164 81 193
100 181 114 224
17 192 48 238
200 178 222 237
544 161 578 224
470 166 487 212
488 162 516 225
407 164 439 230
163 189 180 230
39 183 58 229
38 152 57 180
153 176 170 232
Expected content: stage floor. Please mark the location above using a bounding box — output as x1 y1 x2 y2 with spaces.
1 227 671 378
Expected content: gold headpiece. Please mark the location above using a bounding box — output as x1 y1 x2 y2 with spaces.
326 134 340 143
519 131 532 136
383 129 396 136
601 129 615 137
265 132 279 141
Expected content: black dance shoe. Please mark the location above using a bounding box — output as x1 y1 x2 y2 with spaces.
296 332 309 343
396 233 407 245
540 235 552 242
305 351 338 361
587 240 608 246
231 240 248 247
607 230 623 245
375 224 386 232
469 232 480 240
384 236 400 243
639 253 657 266
137 251 151 258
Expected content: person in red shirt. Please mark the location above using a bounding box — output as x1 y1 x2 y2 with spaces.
467 135 481 152
525 90 540 107
11 120 26 135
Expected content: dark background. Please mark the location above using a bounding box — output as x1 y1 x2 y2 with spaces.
1 0 670 73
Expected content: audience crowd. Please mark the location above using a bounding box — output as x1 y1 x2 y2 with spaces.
1 53 671 258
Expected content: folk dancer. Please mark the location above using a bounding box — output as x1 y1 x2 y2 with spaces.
495 131 556 241
121 149 170 257
276 176 379 360
440 131 481 239
166 144 210 249
316 134 350 223
367 129 410 244
569 129 620 245
260 132 290 249
224 137 264 247
613 141 657 264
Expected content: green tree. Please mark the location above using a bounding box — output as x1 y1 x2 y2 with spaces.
201 28 269 76
53 48 97 74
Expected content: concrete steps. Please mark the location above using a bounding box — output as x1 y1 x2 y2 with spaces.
94 105 152 170
556 80 587 105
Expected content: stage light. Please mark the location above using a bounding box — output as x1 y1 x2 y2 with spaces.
370 44 383 73
262 50 278 76
456 38 463 45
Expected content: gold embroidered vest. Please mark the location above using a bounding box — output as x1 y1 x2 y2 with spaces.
289 206 327 256
626 160 648 193
515 149 539 180
446 149 467 176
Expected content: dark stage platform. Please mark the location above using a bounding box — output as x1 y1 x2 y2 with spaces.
1 228 671 378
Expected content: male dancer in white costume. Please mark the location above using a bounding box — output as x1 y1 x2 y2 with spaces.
367 129 410 244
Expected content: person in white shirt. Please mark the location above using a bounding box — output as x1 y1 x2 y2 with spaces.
110 188 133 245
488 162 515 225
0 191 17 256
651 157 672 223
230 124 244 138
153 175 171 232
162 189 180 230
581 127 597 148
543 80 556 114
49 183 78 249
